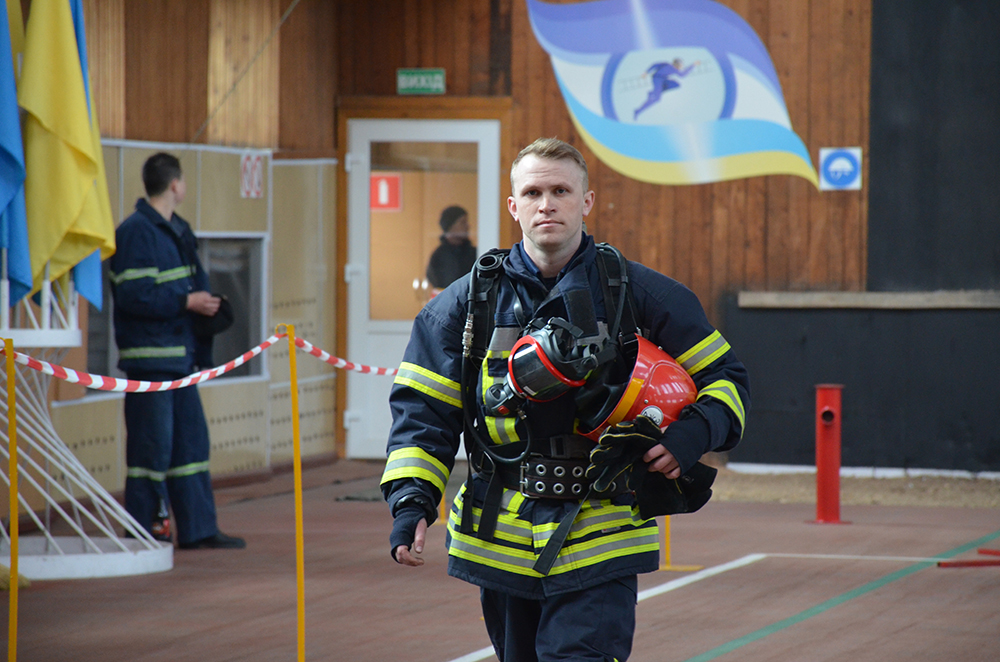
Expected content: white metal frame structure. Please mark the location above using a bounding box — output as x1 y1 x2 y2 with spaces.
0 278 172 579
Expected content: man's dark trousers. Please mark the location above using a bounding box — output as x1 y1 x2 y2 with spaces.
123 372 218 545
480 575 637 661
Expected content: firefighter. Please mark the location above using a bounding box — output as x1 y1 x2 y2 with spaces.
382 138 750 661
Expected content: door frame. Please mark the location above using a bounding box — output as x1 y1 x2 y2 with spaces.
334 96 514 458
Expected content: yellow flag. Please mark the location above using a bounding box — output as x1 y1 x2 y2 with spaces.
18 0 115 293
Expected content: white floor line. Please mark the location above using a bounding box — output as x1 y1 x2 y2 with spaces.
637 553 768 602
442 554 768 662
441 550 940 662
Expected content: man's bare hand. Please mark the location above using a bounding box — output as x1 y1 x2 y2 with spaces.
394 518 428 567
643 444 681 479
187 291 220 316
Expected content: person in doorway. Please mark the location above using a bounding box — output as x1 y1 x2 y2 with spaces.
109 152 245 550
425 205 477 294
382 138 749 660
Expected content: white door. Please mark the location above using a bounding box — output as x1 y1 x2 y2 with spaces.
345 119 501 458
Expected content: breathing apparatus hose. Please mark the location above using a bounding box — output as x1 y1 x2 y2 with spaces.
462 252 534 467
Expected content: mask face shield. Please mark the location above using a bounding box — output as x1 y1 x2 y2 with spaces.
508 334 587 401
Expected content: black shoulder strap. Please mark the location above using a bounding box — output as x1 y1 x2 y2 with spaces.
459 248 509 536
595 243 639 339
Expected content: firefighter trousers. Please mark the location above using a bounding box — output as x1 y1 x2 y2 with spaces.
480 575 638 661
123 374 219 545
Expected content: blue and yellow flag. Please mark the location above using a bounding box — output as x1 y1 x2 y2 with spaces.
0 0 31 303
527 0 818 187
18 0 115 307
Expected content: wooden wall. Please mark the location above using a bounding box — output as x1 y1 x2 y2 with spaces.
76 0 870 322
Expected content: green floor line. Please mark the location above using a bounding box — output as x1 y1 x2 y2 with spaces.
683 528 1000 662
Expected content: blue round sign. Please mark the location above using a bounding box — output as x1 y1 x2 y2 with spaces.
821 150 860 189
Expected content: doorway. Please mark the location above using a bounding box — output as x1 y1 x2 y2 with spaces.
344 118 501 458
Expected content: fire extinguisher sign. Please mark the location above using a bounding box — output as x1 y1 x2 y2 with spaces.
240 152 265 199
370 173 402 211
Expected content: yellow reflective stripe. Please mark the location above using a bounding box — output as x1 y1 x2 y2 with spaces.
698 379 747 434
110 267 158 284
165 461 210 478
447 487 658 576
676 330 731 375
381 447 450 494
156 265 195 284
119 346 187 359
110 265 194 285
393 362 461 408
483 354 522 444
127 467 166 481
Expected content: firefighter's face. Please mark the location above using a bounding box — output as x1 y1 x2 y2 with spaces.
508 155 594 263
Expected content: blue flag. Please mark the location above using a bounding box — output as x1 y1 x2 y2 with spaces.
69 0 107 309
526 0 818 186
0 4 31 303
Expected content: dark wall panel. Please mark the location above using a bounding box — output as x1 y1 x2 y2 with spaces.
724 299 1000 472
869 1 1000 290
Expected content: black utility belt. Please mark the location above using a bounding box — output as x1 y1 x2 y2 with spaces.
494 455 630 501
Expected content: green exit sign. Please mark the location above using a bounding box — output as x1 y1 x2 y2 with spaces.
397 68 446 95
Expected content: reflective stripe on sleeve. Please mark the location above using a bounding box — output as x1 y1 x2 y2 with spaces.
119 346 187 359
393 362 462 408
381 446 450 494
156 265 195 284
676 330 731 375
697 379 747 435
110 264 194 285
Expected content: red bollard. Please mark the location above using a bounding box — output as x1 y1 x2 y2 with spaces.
814 384 848 524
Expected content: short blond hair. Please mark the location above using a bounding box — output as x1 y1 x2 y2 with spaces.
510 137 589 192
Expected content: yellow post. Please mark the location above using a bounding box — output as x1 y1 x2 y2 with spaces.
659 516 703 572
281 325 307 662
6 338 19 662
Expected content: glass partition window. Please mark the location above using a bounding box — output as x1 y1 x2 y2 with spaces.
87 235 265 383
368 141 478 320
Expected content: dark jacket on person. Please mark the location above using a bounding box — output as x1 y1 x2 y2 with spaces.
109 198 212 376
382 233 750 599
426 236 477 289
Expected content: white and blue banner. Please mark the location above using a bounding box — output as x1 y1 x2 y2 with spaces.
527 0 818 187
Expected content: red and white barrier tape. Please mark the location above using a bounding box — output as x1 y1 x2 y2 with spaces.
0 333 398 392
294 337 397 376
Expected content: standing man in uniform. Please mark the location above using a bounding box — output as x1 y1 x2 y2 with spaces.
382 138 749 660
110 152 245 550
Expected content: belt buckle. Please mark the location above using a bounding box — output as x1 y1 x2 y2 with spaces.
518 461 533 498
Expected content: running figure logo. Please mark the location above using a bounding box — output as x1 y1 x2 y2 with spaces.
633 58 700 120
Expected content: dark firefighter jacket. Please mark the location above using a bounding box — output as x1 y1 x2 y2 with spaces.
381 233 750 599
109 198 212 376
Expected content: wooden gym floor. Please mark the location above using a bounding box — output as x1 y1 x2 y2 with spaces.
4 459 999 661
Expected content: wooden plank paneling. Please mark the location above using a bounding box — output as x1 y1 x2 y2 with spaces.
105 0 869 322
206 0 281 146
124 0 210 143
83 0 124 138
278 0 337 152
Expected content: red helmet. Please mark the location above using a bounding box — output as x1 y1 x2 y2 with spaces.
578 335 697 441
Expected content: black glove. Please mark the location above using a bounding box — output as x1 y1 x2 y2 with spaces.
389 506 427 562
633 461 718 520
586 416 663 493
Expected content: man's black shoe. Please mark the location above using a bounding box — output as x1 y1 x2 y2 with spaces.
179 532 246 550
